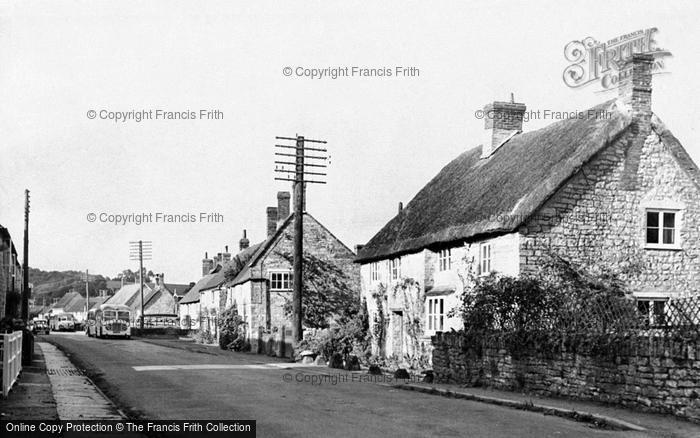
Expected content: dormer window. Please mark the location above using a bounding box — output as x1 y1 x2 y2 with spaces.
645 209 680 249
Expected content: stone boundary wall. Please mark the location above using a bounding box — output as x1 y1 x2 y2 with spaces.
432 331 700 422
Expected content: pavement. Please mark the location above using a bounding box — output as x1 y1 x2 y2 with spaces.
4 332 700 437
0 343 58 420
40 342 125 420
1 341 124 421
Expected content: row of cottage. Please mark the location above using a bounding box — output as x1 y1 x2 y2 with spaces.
179 54 700 360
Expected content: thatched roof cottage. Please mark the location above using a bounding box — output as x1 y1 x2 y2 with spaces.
356 54 700 360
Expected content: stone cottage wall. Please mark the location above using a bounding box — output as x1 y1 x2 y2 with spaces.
243 214 359 357
432 331 700 422
520 128 700 294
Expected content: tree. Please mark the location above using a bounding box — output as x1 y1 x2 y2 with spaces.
116 267 153 283
279 251 359 329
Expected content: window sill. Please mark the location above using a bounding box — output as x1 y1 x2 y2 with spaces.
644 244 682 251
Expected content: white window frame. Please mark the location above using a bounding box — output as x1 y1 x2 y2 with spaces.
389 257 401 281
438 248 452 272
644 209 681 250
269 271 292 291
427 297 445 333
479 243 491 275
369 262 380 283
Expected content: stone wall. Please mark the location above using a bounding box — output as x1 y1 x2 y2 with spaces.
432 331 700 422
519 127 700 294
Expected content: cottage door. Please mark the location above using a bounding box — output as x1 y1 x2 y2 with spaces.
391 311 404 358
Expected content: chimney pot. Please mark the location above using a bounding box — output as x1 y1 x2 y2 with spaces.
398 202 403 213
239 229 250 251
481 99 526 158
202 253 214 276
267 206 279 238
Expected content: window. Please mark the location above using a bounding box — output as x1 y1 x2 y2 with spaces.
389 257 401 281
479 243 491 275
270 271 292 291
637 298 667 327
370 262 380 282
438 249 452 271
646 210 678 248
427 297 445 332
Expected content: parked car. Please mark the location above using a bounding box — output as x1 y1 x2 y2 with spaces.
50 313 76 332
32 318 50 335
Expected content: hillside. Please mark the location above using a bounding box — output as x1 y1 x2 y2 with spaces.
29 267 109 301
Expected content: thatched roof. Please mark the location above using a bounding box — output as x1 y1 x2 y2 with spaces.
356 99 640 263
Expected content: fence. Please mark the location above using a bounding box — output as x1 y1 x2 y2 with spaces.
142 314 179 328
1 331 23 397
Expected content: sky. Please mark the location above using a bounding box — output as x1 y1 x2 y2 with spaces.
1 0 698 283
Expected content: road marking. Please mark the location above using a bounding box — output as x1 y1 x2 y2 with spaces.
132 363 313 371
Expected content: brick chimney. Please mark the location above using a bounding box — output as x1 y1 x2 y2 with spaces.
481 98 526 158
239 229 250 251
222 245 231 262
277 191 291 227
618 53 653 136
202 252 214 276
266 206 278 238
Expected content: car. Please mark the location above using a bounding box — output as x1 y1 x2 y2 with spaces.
32 318 50 335
50 313 76 332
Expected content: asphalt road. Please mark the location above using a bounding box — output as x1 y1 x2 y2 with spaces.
43 332 642 438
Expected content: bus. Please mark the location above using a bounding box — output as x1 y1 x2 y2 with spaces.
91 304 131 339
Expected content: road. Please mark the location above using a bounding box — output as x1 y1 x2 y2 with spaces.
43 332 642 438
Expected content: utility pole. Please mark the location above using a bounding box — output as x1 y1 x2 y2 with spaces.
85 269 89 315
274 135 328 343
129 240 152 329
21 189 30 322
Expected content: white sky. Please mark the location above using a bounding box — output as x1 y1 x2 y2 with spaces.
1 0 698 283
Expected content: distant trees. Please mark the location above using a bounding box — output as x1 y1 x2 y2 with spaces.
116 268 154 283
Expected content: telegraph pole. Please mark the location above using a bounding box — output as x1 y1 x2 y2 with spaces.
274 135 328 343
85 269 89 314
129 240 152 329
21 189 30 322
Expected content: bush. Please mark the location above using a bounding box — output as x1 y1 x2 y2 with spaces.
297 300 371 363
193 329 215 344
218 307 249 351
452 254 644 358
